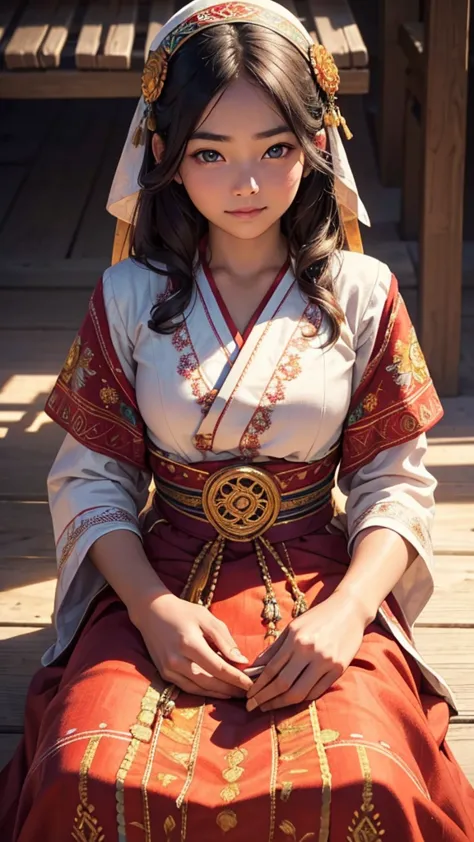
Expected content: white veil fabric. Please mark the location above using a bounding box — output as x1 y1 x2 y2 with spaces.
106 0 370 240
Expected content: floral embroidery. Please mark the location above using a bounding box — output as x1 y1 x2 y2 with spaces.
347 384 383 427
60 336 96 392
351 501 431 555
220 747 248 803
99 384 119 406
240 303 322 458
216 810 238 832
59 508 138 569
279 819 315 841
173 323 216 416
385 327 429 390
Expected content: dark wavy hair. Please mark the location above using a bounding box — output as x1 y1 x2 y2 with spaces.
131 22 346 340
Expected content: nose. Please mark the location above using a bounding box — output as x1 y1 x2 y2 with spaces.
233 174 260 197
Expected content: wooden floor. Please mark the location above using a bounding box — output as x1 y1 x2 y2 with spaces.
0 93 473 787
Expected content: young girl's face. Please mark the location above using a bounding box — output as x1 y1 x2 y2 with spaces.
174 75 306 240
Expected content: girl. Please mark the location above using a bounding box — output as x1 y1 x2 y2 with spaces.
1 1 473 839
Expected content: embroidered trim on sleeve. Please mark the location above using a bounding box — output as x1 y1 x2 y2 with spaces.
58 508 138 570
350 501 432 556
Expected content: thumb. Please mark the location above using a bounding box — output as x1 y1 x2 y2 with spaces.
203 616 249 664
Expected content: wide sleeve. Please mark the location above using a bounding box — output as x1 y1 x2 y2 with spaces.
42 267 151 665
337 265 444 628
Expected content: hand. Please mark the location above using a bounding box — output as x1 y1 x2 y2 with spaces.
245 590 367 712
134 593 254 699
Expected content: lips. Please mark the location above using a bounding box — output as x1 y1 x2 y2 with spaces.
225 207 265 216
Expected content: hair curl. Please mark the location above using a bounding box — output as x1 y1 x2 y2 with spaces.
131 22 346 341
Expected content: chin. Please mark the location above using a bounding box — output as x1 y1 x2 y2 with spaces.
217 218 280 240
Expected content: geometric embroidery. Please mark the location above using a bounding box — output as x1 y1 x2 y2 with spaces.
347 745 386 841
72 735 105 842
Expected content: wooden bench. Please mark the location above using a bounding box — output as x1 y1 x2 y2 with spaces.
0 0 369 98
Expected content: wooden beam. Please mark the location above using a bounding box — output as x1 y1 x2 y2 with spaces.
377 0 420 187
4 0 57 69
98 0 138 70
145 0 175 57
39 0 78 69
419 0 471 396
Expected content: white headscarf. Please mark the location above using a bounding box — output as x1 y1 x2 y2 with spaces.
106 0 370 234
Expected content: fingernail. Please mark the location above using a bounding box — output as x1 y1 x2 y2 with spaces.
246 698 258 712
230 647 248 663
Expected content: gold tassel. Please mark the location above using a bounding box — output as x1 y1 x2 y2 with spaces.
132 120 145 147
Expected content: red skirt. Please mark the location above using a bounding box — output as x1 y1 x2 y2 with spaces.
1 462 474 841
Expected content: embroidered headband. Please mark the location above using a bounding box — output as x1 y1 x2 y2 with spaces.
134 5 352 146
106 0 370 242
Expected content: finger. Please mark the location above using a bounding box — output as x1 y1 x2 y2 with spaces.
304 669 342 703
203 617 249 665
188 662 247 697
260 666 327 712
246 644 292 700
190 639 253 692
163 668 233 699
251 627 289 666
247 657 307 709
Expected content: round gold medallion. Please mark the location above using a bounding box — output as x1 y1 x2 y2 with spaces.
202 465 281 541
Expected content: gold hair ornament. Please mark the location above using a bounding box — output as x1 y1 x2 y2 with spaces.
133 45 168 147
308 44 353 140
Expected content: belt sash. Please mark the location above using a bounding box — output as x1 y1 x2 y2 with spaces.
145 445 341 715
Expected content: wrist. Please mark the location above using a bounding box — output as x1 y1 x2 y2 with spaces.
125 582 175 629
331 582 377 628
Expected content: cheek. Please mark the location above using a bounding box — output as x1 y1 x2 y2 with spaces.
180 164 224 206
277 159 304 196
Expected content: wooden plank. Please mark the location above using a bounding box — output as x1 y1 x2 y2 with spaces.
419 0 471 397
72 102 134 259
377 0 420 187
0 166 26 231
98 0 138 70
76 0 118 69
0 68 143 98
0 626 57 729
145 0 175 57
0 100 114 260
0 558 56 625
4 0 57 69
0 260 105 289
0 501 55 558
398 21 424 76
0 733 22 772
400 81 422 240
0 67 368 99
417 555 474 627
446 723 474 784
414 628 474 716
433 503 474 554
0 289 92 328
39 0 78 69
307 0 351 68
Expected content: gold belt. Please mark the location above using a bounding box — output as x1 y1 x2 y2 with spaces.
202 464 281 541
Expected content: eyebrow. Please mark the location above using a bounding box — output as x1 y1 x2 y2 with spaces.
189 124 293 142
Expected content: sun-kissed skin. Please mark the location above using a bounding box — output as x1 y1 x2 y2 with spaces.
90 76 418 714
